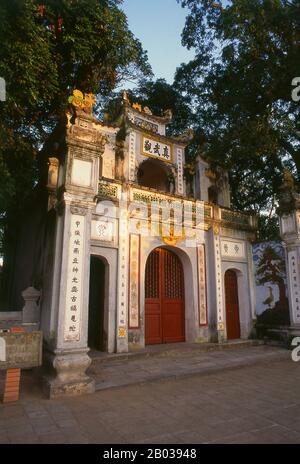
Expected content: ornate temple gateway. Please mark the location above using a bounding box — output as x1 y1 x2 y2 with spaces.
9 91 258 397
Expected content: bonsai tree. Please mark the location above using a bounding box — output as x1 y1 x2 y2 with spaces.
256 245 286 306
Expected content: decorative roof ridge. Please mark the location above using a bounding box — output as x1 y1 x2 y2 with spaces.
127 105 173 124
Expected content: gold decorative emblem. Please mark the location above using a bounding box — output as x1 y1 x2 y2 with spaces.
118 327 126 338
162 235 179 246
218 322 224 331
161 223 184 246
132 102 142 112
213 224 220 235
68 89 96 111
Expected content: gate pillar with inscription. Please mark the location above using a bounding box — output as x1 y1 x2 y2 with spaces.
278 171 300 337
43 95 106 398
206 215 226 343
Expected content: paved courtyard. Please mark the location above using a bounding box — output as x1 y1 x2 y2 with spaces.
0 345 300 444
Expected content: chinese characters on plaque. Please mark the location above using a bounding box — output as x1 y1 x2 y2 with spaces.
142 136 171 162
64 214 85 341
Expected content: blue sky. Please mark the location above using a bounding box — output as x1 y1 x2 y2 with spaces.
121 0 194 85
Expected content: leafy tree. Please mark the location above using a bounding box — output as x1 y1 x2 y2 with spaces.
257 215 280 242
175 0 300 219
0 0 151 306
102 78 193 136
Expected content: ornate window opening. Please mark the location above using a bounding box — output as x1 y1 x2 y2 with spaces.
137 159 173 193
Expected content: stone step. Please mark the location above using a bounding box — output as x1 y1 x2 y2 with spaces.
89 339 264 366
88 344 290 392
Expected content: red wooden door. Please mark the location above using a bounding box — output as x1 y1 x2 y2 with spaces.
225 270 241 340
145 248 185 345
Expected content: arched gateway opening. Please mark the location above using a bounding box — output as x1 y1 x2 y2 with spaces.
145 247 185 345
88 256 106 351
224 270 241 340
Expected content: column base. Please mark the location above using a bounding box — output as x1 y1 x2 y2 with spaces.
43 348 95 399
43 376 95 400
217 330 226 344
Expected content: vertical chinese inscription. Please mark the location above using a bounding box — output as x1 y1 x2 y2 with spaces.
129 234 140 328
64 214 85 341
117 197 129 338
288 250 300 323
197 244 207 326
129 132 136 181
177 148 184 195
214 234 224 329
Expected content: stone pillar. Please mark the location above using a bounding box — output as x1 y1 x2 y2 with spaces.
43 101 106 398
116 191 129 353
209 207 226 343
22 286 41 325
278 171 300 337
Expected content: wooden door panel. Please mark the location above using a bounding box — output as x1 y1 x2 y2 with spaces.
145 315 162 344
163 302 185 342
225 270 241 340
145 301 161 344
145 248 185 345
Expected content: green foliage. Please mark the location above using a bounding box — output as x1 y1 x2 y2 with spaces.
0 0 151 252
175 0 300 217
102 78 193 136
257 215 280 241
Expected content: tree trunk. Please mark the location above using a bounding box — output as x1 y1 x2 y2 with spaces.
278 279 286 305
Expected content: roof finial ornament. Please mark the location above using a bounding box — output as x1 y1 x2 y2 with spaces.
122 90 129 104
68 89 96 114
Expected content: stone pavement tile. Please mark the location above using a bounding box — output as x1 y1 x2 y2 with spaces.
31 421 60 436
207 431 259 444
118 419 178 443
0 432 10 444
25 409 49 419
0 404 26 419
249 425 300 444
55 418 78 428
191 417 265 442
83 425 124 444
39 432 67 444
5 424 35 438
257 406 300 427
278 415 300 433
62 432 90 444
172 430 207 444
6 432 40 444
1 355 300 444
0 415 32 431
234 412 276 430
138 433 181 444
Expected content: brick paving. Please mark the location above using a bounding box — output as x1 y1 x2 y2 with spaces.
0 345 300 444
